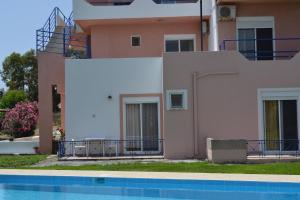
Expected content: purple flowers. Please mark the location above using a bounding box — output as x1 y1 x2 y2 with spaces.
2 102 38 138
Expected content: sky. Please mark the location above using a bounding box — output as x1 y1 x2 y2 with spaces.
0 0 72 89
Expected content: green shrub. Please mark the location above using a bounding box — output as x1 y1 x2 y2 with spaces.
0 90 27 109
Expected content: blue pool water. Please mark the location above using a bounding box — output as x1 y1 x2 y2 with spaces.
0 175 300 200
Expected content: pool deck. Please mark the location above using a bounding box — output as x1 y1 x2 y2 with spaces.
1 169 300 183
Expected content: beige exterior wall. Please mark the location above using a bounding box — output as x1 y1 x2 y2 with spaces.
163 51 300 159
38 53 65 154
90 20 208 58
218 2 300 50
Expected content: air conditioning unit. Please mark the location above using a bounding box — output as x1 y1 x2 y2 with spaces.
218 5 236 21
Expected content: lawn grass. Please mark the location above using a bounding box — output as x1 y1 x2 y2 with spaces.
2 155 300 175
0 155 47 168
30 161 300 175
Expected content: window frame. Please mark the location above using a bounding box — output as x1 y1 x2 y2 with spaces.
236 17 276 60
166 89 188 110
257 88 300 152
164 34 196 52
122 96 162 154
131 35 141 47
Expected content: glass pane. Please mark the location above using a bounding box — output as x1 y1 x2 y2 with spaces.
256 28 274 60
282 100 298 151
132 36 140 46
171 94 183 108
142 103 159 151
238 29 255 60
126 104 141 151
165 40 179 52
264 100 280 151
180 40 194 52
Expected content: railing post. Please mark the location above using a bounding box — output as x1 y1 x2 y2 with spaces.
63 28 66 55
42 31 45 51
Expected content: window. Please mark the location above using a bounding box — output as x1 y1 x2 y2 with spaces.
125 102 160 152
165 35 195 52
166 90 188 110
258 88 300 153
238 28 273 60
237 17 275 60
131 36 141 47
263 100 298 151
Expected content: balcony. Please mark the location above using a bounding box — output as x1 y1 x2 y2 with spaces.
220 38 300 61
73 0 211 23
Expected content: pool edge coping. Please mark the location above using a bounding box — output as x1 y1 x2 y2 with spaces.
0 170 300 183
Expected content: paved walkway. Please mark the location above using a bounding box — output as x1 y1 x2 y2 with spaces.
1 169 300 183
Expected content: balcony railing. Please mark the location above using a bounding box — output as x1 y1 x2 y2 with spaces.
247 140 300 158
220 38 300 60
58 139 164 159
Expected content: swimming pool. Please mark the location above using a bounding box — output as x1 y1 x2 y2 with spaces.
0 175 300 200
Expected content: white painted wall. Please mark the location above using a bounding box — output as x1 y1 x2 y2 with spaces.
73 0 212 21
0 141 38 154
65 58 162 140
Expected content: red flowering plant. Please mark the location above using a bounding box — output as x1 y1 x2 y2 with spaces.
2 102 38 138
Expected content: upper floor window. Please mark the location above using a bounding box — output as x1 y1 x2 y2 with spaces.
165 34 196 52
237 17 274 61
131 35 141 47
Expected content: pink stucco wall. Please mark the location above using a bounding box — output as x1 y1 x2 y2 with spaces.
163 51 300 159
38 53 65 154
90 21 208 58
218 2 300 51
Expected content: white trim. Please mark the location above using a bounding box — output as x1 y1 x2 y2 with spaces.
236 16 276 60
257 88 300 152
166 89 188 111
131 35 141 47
122 96 161 154
164 34 196 52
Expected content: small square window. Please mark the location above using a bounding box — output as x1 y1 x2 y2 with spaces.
171 94 183 108
131 36 141 47
167 90 188 110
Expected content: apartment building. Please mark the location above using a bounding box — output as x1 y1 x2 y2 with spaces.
37 0 300 159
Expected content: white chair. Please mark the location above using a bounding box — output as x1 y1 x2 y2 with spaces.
72 139 87 157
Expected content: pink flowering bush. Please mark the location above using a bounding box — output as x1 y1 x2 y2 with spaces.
2 102 38 138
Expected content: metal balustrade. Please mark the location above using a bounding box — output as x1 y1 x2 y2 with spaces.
58 139 164 159
247 140 300 158
36 7 88 58
220 38 300 60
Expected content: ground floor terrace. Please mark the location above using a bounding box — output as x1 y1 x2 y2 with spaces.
38 51 300 161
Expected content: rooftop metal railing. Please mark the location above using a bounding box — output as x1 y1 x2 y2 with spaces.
58 139 164 159
36 7 88 58
220 38 300 60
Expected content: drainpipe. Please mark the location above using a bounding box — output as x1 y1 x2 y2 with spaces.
192 72 239 158
193 72 199 157
200 0 204 51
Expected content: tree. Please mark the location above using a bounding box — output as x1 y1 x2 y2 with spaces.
23 50 38 101
1 50 38 101
1 53 25 91
0 90 27 109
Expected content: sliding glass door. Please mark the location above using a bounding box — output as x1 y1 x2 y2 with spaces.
238 28 274 60
125 103 159 152
264 100 299 151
